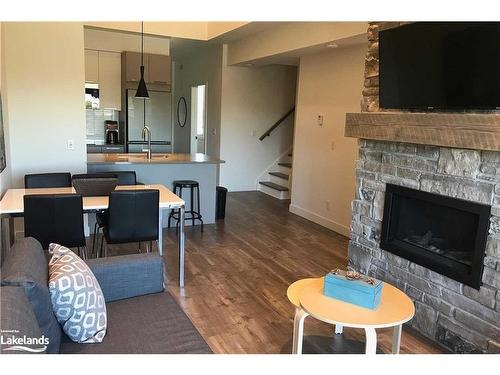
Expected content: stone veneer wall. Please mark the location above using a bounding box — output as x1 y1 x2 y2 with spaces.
347 22 500 353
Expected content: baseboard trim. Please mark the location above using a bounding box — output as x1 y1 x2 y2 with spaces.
226 185 258 192
289 204 350 237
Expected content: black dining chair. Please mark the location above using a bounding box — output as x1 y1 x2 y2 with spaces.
97 190 159 257
89 171 143 252
23 194 87 259
24 172 72 188
101 171 142 186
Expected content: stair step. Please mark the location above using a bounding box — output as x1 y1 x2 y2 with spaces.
258 181 289 191
278 162 292 168
269 172 289 180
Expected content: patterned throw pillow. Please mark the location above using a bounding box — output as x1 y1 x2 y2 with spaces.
48 244 107 343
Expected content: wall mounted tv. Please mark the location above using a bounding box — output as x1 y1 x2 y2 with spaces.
379 22 500 111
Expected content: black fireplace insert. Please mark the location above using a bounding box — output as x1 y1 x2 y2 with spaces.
380 184 491 289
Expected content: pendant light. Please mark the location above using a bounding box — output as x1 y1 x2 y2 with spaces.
135 21 149 98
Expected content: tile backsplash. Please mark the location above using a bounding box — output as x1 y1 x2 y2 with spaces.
86 109 119 144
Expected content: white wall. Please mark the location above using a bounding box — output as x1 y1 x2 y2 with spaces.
84 28 170 55
220 50 297 191
2 22 87 187
290 44 366 237
173 45 223 156
226 22 368 66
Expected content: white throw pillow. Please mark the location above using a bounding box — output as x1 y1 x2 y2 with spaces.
48 243 107 343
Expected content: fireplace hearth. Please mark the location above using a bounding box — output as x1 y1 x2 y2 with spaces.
380 184 491 289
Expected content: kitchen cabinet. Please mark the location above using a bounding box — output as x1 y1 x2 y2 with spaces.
84 50 122 110
87 145 125 154
102 145 125 153
124 51 148 83
148 54 171 85
99 51 121 110
128 143 171 153
85 50 99 83
87 145 102 154
123 51 170 86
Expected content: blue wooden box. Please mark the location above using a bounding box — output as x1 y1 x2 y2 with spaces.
323 270 383 310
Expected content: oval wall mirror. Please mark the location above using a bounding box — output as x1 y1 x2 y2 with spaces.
177 96 187 128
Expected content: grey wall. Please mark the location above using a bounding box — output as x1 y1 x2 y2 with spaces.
173 45 223 157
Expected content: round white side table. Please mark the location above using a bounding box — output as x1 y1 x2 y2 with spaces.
287 277 415 354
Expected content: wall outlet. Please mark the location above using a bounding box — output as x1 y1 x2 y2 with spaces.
317 115 324 126
212 128 217 136
331 141 335 150
326 200 331 211
251 129 257 137
67 139 75 150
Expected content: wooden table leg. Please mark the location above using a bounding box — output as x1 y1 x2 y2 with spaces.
292 308 309 354
364 327 377 354
392 324 402 354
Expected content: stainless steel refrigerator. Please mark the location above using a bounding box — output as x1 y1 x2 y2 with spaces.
126 90 173 153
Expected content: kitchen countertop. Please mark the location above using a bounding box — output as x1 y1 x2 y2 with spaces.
87 153 225 165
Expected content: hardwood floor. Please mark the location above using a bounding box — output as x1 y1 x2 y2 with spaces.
159 192 445 354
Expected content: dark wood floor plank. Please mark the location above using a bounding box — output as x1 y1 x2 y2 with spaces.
101 191 444 354
161 192 445 354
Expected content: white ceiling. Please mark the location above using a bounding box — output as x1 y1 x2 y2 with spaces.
166 22 367 67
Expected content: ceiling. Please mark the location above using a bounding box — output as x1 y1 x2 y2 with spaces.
237 33 367 67
169 22 285 60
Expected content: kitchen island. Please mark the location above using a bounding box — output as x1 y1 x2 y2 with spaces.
87 153 224 226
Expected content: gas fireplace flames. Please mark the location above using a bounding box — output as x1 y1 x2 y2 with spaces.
403 230 472 265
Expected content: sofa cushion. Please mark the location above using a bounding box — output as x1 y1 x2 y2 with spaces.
0 286 47 354
1 237 61 353
48 244 107 344
60 292 212 354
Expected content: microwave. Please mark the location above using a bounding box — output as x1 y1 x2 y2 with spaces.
85 83 100 109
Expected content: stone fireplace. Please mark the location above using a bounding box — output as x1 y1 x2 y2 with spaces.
380 183 490 289
345 23 500 353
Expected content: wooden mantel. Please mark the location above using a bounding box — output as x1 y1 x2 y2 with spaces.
344 112 500 151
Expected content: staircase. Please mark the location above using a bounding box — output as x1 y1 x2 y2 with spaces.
258 152 293 200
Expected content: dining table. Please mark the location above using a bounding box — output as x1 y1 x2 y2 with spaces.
0 183 187 287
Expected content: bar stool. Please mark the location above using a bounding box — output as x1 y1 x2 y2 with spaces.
168 180 203 232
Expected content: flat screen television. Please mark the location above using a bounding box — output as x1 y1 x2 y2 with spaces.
379 22 500 111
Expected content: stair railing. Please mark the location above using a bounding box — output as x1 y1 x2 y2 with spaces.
259 107 295 141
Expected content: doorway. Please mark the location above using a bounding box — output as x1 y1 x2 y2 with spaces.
190 84 207 154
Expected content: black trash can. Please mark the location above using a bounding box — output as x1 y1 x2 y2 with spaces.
216 186 228 220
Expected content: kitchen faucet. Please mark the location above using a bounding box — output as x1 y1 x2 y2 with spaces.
142 125 152 160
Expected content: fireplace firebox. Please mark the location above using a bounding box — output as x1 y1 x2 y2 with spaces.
380 184 491 289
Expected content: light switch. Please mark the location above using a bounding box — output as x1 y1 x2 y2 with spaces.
67 140 75 150
317 115 324 126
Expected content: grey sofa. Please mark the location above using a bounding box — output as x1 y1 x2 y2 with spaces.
0 237 211 354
